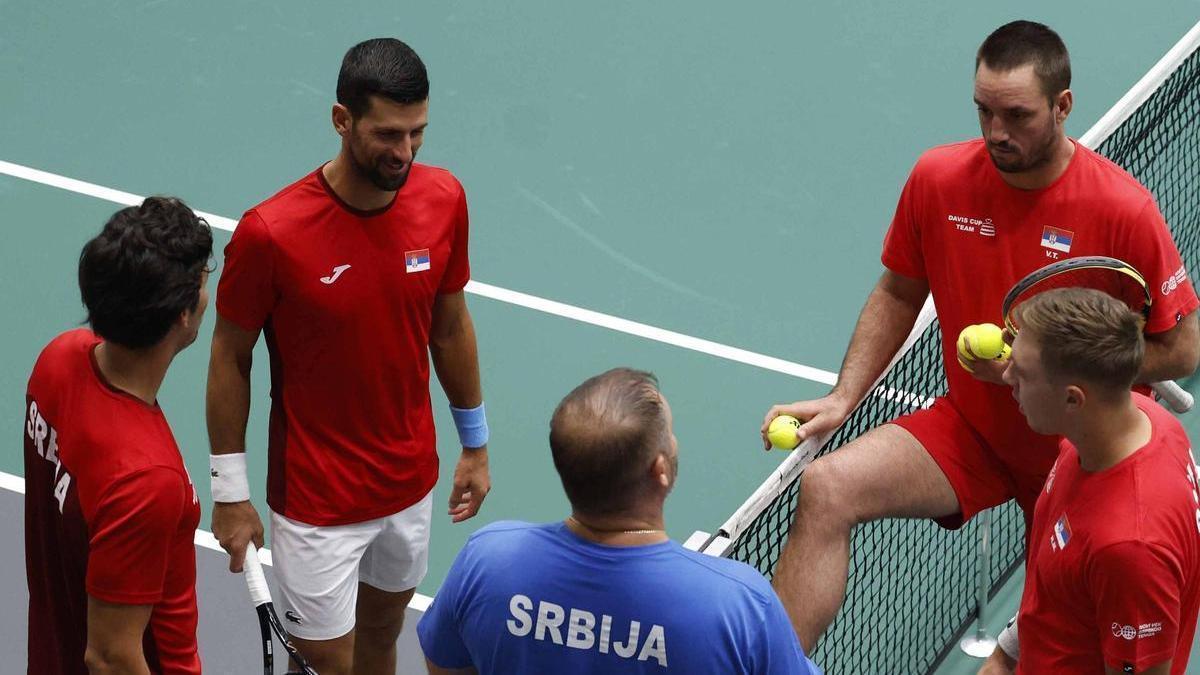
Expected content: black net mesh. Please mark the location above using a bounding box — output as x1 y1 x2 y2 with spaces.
720 39 1200 675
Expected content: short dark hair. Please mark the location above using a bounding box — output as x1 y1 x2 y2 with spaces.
1014 288 1145 397
78 197 213 349
336 38 429 117
976 20 1071 100
549 369 672 516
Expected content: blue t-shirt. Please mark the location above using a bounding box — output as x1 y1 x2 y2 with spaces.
418 521 821 674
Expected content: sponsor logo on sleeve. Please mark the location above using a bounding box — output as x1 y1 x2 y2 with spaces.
1161 264 1188 296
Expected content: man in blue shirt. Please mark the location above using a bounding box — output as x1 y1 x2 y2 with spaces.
418 368 821 674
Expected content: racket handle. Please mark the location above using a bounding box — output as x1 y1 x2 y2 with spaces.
243 542 272 608
1152 380 1194 414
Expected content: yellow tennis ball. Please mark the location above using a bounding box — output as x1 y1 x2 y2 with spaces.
998 343 1012 362
956 324 980 361
972 323 1006 360
767 415 802 451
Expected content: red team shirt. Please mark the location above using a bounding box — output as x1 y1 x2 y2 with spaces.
882 139 1199 514
24 329 201 674
217 163 471 526
1018 394 1200 674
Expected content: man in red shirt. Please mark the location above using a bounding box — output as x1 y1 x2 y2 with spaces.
763 21 1200 650
207 38 491 675
25 197 212 674
982 288 1200 674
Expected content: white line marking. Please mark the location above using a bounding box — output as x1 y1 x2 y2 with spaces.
0 471 26 495
0 159 838 386
466 281 838 384
0 470 433 611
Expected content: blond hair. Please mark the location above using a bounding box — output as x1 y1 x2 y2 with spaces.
1014 287 1144 395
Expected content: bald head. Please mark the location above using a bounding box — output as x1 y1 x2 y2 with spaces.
549 368 675 516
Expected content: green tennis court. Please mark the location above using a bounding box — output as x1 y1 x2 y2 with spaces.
4 2 1200 673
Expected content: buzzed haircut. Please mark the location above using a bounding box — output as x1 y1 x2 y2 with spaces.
336 37 429 118
78 197 213 349
549 368 672 516
1014 287 1145 398
977 20 1072 101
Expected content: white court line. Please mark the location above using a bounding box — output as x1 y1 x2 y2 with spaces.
0 470 434 613
0 159 838 387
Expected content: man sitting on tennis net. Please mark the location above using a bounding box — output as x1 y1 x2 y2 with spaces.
762 20 1200 653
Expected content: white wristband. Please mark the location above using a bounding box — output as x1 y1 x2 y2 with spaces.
210 453 251 503
998 614 1019 660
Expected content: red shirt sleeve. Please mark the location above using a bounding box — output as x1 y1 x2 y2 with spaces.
86 467 189 605
881 165 927 280
216 210 277 332
439 183 471 294
1120 197 1199 333
1089 540 1183 672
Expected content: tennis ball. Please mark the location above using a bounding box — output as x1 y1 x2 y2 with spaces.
971 323 1006 360
768 415 802 451
957 324 1005 361
998 343 1012 362
956 324 979 361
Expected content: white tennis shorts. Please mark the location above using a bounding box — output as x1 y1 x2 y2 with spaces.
268 489 433 640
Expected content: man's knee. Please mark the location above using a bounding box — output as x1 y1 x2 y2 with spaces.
796 455 861 530
355 616 404 651
354 584 412 651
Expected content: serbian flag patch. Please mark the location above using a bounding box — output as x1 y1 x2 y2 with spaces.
1052 513 1072 550
405 248 431 273
1041 226 1073 253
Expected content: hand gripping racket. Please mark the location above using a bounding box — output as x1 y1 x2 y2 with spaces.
243 542 318 675
1001 255 1193 413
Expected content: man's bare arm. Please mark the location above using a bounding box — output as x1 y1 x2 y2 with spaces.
1140 310 1200 383
84 597 153 675
206 315 265 571
763 270 929 445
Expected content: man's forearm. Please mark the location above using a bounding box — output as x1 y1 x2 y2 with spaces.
831 275 927 406
206 350 252 456
431 312 483 409
1139 312 1200 383
1139 340 1189 383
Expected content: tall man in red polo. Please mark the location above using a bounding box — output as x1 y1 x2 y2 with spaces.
207 38 491 675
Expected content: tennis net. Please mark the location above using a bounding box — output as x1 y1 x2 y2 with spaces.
692 20 1200 675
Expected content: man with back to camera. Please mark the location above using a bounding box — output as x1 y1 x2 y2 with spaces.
207 38 491 675
977 288 1200 675
25 197 212 674
417 367 822 674
762 20 1200 651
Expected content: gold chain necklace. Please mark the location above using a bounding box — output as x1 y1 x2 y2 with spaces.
567 515 665 536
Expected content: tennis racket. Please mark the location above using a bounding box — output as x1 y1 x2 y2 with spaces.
243 542 318 675
1000 255 1194 413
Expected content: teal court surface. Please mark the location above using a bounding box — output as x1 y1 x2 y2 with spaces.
4 2 1200 673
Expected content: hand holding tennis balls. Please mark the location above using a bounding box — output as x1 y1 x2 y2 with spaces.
956 323 1010 374
767 415 802 451
762 397 854 451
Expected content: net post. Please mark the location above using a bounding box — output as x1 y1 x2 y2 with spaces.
959 508 998 658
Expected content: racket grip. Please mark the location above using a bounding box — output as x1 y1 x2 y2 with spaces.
1152 380 1194 414
243 542 272 608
